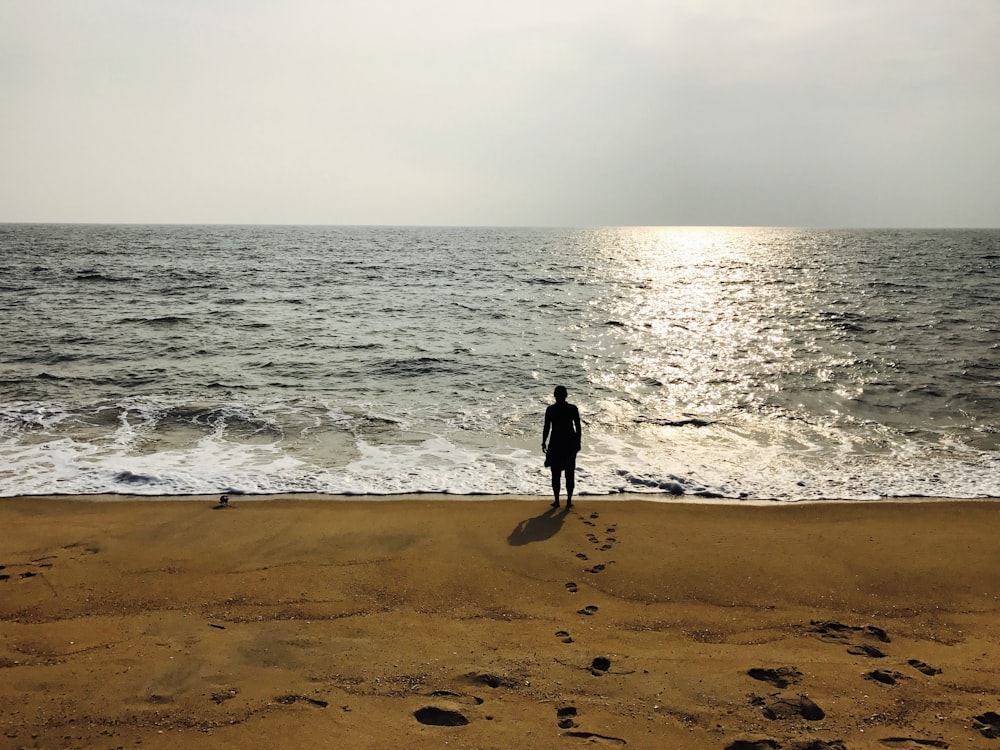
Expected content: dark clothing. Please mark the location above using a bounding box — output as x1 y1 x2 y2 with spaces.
543 401 581 471
545 447 577 473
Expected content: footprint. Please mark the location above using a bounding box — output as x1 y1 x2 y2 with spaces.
867 670 906 686
865 625 891 643
811 620 890 643
576 552 588 560
747 666 802 689
555 630 574 644
413 706 469 727
907 658 941 676
210 688 239 704
577 605 599 616
973 711 1000 739
585 564 605 574
557 705 578 728
589 657 611 676
563 731 625 745
589 513 599 519
725 741 780 750
878 738 949 748
750 693 825 721
847 644 887 658
599 544 613 551
63 542 100 556
19 571 37 579
468 673 519 689
565 582 578 593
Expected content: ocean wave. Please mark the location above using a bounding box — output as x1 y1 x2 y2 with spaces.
117 315 191 326
74 270 135 283
370 357 470 378
2 225 998 500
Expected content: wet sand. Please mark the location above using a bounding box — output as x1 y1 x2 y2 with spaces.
1 495 998 749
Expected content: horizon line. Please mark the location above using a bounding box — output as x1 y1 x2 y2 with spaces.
3 221 999 231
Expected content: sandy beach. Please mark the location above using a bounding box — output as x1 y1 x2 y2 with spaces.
1 495 998 749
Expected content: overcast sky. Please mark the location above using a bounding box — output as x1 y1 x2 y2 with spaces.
2 1 998 227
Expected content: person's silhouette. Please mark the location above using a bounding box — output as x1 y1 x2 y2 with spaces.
542 385 581 508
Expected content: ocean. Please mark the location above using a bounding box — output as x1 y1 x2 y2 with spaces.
1 224 998 501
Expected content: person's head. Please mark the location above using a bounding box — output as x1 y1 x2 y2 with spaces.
554 385 568 402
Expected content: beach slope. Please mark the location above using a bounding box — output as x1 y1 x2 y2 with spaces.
1 496 998 749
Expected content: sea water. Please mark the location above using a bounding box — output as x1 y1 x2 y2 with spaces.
1 224 998 500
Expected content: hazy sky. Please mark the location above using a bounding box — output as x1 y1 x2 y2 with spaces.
2 1 998 227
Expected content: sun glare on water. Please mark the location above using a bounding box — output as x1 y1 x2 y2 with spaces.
589 227 797 417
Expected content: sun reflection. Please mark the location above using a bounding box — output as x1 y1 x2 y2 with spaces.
651 226 736 262
585 227 803 428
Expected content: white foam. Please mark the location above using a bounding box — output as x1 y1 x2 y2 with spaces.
2 400 1000 499
0 401 74 438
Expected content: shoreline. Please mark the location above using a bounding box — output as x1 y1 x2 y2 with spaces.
3 491 1000 505
2 497 998 748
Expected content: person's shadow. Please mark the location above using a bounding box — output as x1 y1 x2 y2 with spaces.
507 505 569 546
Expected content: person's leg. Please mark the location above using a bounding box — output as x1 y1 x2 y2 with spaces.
550 467 561 506
564 456 576 507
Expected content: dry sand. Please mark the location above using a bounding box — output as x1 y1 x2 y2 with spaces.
1 495 998 749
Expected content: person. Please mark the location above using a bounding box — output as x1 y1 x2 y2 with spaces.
542 385 581 508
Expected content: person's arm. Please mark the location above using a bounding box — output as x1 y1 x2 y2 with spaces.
573 406 582 449
542 407 552 452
